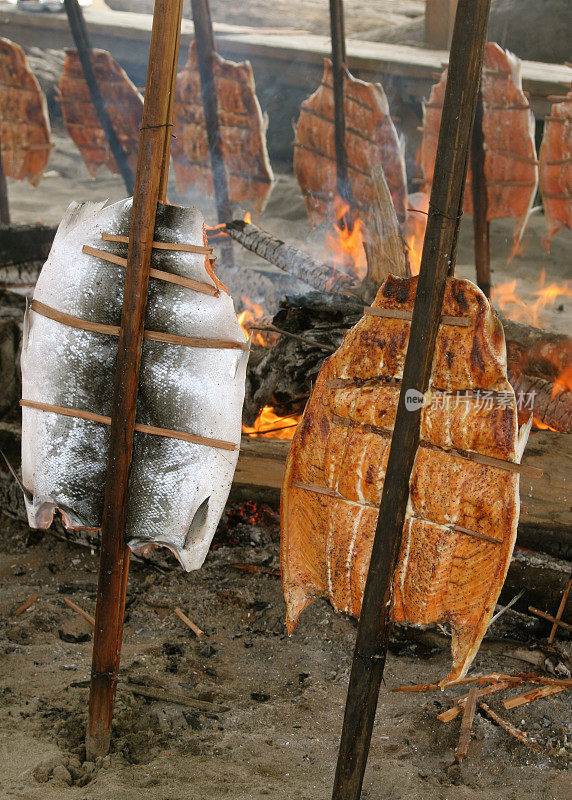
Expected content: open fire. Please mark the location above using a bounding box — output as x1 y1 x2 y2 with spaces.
324 197 367 281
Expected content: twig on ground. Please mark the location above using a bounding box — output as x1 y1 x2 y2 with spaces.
13 593 39 616
174 606 204 637
478 701 542 752
502 683 568 710
529 606 572 633
438 680 513 722
63 596 95 626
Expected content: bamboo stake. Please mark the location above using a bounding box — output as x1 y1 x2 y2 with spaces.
190 0 233 265
85 0 184 761
329 0 349 204
470 88 490 298
548 575 571 644
63 0 134 195
331 2 492 798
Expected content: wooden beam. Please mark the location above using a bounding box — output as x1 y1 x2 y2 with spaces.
471 88 490 298
331 1 492 798
190 0 233 264
425 0 459 50
63 0 135 195
85 0 183 762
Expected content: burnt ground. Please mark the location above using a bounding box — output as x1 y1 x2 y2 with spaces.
0 509 570 800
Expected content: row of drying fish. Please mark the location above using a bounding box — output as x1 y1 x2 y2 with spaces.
1 35 570 244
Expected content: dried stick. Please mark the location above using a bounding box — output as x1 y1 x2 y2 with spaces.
13 593 39 616
478 702 542 752
503 683 567 710
548 576 571 644
174 606 204 637
394 673 572 692
250 325 333 352
456 687 478 762
438 681 512 722
331 2 492 797
224 219 361 298
64 597 95 626
85 0 184 762
528 606 572 633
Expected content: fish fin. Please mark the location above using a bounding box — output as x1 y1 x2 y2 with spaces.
183 496 210 550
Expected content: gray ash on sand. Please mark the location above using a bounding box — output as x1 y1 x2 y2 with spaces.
0 510 570 799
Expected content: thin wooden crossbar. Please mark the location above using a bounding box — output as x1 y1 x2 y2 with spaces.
101 233 213 254
20 399 237 451
364 306 471 327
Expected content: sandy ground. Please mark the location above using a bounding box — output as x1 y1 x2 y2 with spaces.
1 58 571 800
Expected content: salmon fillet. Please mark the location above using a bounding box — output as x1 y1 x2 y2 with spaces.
294 59 407 226
59 49 143 179
281 275 530 683
539 82 572 248
0 37 51 185
172 43 274 213
420 43 538 244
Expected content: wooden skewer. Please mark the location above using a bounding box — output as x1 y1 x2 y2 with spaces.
528 605 572 633
331 3 494 795
64 596 95 626
438 681 512 722
502 683 567 710
548 575 571 644
101 233 212 254
364 306 471 327
13 593 39 616
394 674 572 692
478 702 542 752
456 687 478 762
85 0 185 762
174 607 204 637
82 245 219 297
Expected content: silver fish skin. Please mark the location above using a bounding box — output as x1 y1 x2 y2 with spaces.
21 198 248 570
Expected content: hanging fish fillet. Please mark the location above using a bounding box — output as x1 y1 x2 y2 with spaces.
420 42 538 243
539 83 572 248
294 59 407 226
59 49 143 179
21 199 248 570
172 42 274 213
281 275 531 683
0 37 51 185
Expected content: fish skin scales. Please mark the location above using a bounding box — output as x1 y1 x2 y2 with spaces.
21 199 247 571
280 275 527 683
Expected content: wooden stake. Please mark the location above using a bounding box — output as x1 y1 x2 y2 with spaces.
548 575 571 644
456 686 478 761
63 0 135 195
329 0 350 204
85 0 184 761
470 88 490 298
190 0 233 265
331 1 491 798
0 133 9 225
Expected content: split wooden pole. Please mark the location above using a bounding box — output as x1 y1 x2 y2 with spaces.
330 1 492 798
190 0 233 265
0 128 9 225
63 0 135 195
470 88 491 298
329 0 350 206
85 0 183 761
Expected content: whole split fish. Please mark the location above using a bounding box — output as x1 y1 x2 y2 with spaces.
21 199 248 570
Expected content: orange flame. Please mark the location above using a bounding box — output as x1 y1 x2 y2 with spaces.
244 212 252 224
237 296 267 345
493 269 572 327
405 193 429 276
325 197 367 280
242 405 300 439
552 365 572 399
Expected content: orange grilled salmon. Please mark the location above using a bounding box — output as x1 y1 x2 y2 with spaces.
59 49 143 179
172 42 274 213
0 37 51 185
420 42 538 244
294 59 407 226
281 275 531 684
539 82 572 248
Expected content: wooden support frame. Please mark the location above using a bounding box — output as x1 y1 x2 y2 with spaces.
471 88 491 297
85 0 184 761
329 0 350 205
331 0 492 797
190 0 233 265
63 0 135 195
0 127 9 225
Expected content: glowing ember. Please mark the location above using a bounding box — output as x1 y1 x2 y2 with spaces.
405 192 429 276
244 212 252 224
553 365 572 398
493 269 572 327
324 197 367 280
242 405 301 439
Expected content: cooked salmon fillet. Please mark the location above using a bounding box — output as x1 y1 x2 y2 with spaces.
59 49 143 179
172 43 274 213
539 83 572 248
281 275 530 684
420 42 538 244
0 37 51 185
294 59 407 226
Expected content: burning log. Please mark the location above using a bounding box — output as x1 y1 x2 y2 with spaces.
509 371 572 432
224 219 361 297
